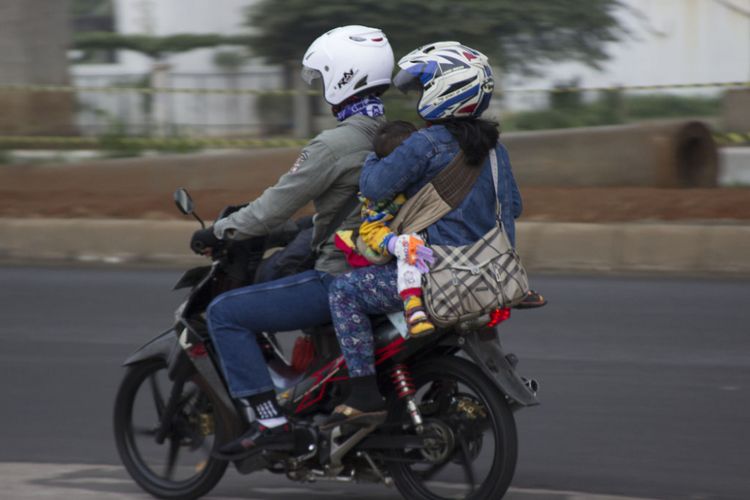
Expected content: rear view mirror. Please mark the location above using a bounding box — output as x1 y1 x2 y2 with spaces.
174 188 194 215
173 188 205 228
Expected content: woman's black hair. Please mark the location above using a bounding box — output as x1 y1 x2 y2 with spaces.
442 118 500 166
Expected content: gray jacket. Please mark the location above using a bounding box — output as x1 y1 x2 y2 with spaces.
213 114 385 275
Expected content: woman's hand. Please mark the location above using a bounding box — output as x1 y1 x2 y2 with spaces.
387 234 434 273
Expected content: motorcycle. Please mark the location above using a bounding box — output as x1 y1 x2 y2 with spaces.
113 188 540 500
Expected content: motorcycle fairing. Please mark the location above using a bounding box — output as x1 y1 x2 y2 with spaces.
173 265 212 290
122 328 178 366
461 329 539 407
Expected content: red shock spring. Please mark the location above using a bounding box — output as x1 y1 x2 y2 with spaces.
390 364 415 399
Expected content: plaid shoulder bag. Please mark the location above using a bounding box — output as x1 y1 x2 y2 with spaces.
421 150 529 328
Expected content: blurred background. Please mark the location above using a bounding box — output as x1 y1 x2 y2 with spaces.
1 0 750 221
1 1 749 500
2 0 750 142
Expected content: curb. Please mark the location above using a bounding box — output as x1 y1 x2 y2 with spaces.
516 221 750 275
1 218 749 275
0 218 203 267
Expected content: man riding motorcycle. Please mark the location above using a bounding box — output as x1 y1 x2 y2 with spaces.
188 25 394 457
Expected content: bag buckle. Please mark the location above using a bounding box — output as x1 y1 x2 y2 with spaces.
492 265 502 282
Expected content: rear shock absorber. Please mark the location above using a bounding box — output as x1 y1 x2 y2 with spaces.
390 364 423 433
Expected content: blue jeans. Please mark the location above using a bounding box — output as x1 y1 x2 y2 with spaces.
206 270 334 398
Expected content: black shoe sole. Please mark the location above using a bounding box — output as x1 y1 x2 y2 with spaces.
514 301 547 309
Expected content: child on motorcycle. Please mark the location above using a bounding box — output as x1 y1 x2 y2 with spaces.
334 120 437 338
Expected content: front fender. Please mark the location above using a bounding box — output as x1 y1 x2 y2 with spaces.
123 329 179 367
122 328 241 433
461 330 539 408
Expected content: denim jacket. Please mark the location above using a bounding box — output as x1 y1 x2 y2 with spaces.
359 124 522 247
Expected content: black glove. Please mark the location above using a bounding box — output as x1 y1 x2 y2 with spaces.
190 227 220 254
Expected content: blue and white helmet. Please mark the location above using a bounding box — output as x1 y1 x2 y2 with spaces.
394 41 494 121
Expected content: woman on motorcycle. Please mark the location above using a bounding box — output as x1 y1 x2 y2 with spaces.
324 42 524 427
190 25 394 456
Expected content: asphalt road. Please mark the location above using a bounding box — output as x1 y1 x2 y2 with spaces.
0 266 748 500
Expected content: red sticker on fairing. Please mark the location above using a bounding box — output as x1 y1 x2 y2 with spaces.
289 151 309 174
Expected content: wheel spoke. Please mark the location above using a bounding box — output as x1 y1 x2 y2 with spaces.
199 439 214 456
149 374 165 419
179 387 199 408
116 362 229 495
458 438 476 495
420 459 450 481
133 426 158 437
164 437 181 480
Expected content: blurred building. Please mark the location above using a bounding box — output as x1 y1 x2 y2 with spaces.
66 0 750 134
503 0 750 111
71 0 284 136
72 0 259 75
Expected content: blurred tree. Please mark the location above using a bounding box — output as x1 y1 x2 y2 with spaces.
213 51 248 72
244 0 625 72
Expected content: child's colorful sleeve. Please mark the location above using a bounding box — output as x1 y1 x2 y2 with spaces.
358 219 393 255
357 193 409 255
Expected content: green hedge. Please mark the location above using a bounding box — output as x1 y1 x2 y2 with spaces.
502 92 721 132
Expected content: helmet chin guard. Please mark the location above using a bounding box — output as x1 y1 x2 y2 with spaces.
302 25 394 105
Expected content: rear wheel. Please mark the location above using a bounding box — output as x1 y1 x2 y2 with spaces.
388 357 518 500
114 359 230 499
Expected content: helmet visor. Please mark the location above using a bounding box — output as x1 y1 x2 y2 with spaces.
393 69 423 94
301 66 321 86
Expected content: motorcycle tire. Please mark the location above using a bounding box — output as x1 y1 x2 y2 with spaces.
387 356 518 500
114 359 230 500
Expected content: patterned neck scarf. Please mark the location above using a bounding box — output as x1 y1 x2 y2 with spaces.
335 96 385 122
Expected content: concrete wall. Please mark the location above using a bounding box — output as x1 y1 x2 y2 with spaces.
0 121 720 189
2 218 748 275
722 89 750 132
720 148 750 185
502 121 718 187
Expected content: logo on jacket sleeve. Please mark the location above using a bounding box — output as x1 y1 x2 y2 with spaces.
289 151 309 174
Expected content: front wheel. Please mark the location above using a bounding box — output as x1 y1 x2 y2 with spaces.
388 356 518 500
114 359 230 500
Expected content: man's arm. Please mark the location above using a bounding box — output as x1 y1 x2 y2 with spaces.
213 140 338 239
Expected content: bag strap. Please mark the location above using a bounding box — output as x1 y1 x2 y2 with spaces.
489 147 502 220
430 151 484 209
390 148 495 236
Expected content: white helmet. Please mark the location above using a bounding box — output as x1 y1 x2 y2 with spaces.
393 41 494 121
301 25 394 106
